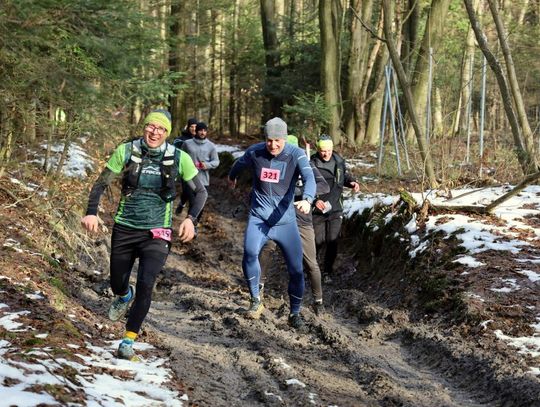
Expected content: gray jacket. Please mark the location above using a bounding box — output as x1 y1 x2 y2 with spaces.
181 137 220 186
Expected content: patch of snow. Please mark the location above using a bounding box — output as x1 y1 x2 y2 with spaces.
273 357 292 369
405 214 417 233
479 320 494 330
26 292 45 300
490 278 520 293
215 144 244 159
0 311 31 331
410 240 429 258
9 178 36 192
285 378 306 387
453 256 485 268
494 330 540 358
264 391 284 402
34 333 48 339
342 193 396 218
37 142 94 178
515 269 540 282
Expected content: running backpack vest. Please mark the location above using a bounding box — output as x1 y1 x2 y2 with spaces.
121 139 177 202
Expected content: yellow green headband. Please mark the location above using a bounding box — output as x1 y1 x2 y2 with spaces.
287 135 299 146
316 139 333 150
143 112 171 134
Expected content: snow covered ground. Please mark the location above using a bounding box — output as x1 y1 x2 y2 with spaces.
0 279 187 406
342 183 540 374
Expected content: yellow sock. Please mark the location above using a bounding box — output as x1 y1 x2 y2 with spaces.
123 331 137 342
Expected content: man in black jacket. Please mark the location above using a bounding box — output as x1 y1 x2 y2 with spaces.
173 117 197 149
311 134 360 282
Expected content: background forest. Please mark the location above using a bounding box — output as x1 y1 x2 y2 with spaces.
0 0 539 185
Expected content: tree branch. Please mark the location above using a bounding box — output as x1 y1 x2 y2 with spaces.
349 6 385 42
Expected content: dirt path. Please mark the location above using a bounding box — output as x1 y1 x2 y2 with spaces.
146 180 540 407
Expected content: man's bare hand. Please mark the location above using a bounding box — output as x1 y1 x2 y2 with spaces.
81 215 99 233
178 218 195 242
294 200 311 214
314 199 327 212
350 181 360 193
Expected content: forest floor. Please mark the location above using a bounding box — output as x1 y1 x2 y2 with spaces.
1 142 540 406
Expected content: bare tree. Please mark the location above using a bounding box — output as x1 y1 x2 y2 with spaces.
464 0 535 173
400 0 420 79
319 0 342 142
453 0 480 136
382 0 437 188
487 0 537 167
362 11 387 146
404 0 452 144
343 0 374 145
229 0 240 136
168 0 186 139
260 0 283 119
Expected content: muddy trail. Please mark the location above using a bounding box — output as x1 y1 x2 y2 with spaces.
146 179 540 407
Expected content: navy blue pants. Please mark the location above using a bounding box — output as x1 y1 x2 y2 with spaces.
242 216 304 314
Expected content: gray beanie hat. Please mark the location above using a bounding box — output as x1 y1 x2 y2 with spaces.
264 117 287 139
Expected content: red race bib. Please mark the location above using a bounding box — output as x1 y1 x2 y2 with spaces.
260 167 280 183
150 228 172 241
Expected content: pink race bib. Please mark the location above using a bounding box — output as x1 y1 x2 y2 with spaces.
260 167 280 183
150 228 172 242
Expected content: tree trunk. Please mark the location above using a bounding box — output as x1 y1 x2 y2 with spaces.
454 0 479 136
365 86 385 146
486 170 540 213
0 106 14 178
228 0 238 136
463 0 533 174
517 0 530 25
55 136 71 178
433 86 443 137
208 8 219 126
287 0 296 66
168 0 185 139
23 97 37 143
404 0 452 144
487 0 537 168
219 22 225 135
400 0 420 78
382 0 437 188
260 0 283 119
343 0 373 145
319 0 341 142
192 5 200 118
43 102 55 174
358 10 385 145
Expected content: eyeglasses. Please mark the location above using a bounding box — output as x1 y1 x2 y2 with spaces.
145 124 167 135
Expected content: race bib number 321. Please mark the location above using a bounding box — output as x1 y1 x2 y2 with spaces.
260 167 280 183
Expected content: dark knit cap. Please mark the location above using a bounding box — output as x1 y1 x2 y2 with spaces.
196 122 208 132
187 117 198 126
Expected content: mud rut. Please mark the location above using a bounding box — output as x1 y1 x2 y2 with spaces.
146 181 540 407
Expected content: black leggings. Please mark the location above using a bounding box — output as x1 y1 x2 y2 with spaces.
313 212 343 275
110 224 170 333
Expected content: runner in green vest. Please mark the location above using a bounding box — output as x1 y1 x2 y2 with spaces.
81 109 208 361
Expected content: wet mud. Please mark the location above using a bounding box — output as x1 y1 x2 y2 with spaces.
147 180 540 407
